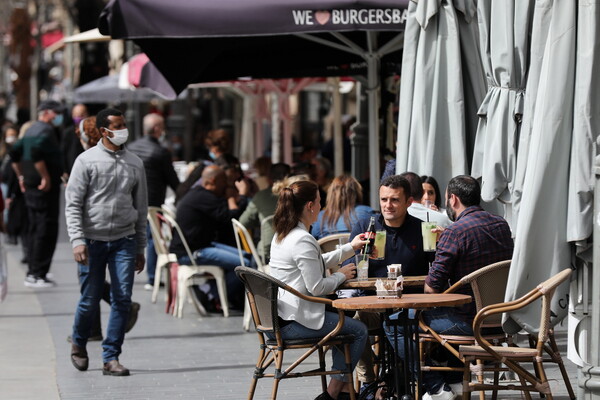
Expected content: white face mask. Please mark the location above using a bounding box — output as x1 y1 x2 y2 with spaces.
104 128 129 146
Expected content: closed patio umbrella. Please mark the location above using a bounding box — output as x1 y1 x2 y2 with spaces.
395 0 485 190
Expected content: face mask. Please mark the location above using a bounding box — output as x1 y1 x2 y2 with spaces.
209 151 217 160
5 136 16 144
104 128 129 146
52 113 63 127
73 116 84 126
79 119 89 148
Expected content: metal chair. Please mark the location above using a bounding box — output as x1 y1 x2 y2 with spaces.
459 268 573 400
232 218 269 331
147 206 178 305
162 213 230 318
417 260 511 400
317 233 350 275
235 266 356 400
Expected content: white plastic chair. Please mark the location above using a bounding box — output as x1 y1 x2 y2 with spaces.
162 213 230 318
232 218 270 331
147 207 178 304
259 215 274 265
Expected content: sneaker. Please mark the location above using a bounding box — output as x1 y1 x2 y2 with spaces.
143 283 153 291
24 276 56 288
448 383 463 396
24 275 36 286
422 387 457 400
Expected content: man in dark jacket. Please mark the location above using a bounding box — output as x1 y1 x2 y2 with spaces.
169 165 251 310
127 113 180 289
10 100 64 288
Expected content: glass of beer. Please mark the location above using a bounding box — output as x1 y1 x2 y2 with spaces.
421 221 438 252
374 230 386 260
355 254 369 281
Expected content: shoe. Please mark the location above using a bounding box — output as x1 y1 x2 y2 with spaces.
143 283 153 291
103 360 130 376
191 285 219 313
24 276 56 288
422 387 457 400
71 344 89 371
24 275 36 286
448 383 463 396
67 334 102 343
125 302 140 333
314 391 335 400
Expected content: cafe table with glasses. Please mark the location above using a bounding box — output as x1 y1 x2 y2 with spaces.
332 293 472 399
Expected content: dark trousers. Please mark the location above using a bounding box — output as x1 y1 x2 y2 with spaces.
24 186 59 278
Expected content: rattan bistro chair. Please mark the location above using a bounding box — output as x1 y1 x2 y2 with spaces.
235 266 356 400
417 260 511 400
459 268 573 400
317 233 350 275
232 218 270 331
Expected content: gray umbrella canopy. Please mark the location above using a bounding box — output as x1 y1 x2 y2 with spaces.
470 1 533 208
74 74 168 103
99 0 410 207
505 1 599 335
395 0 486 190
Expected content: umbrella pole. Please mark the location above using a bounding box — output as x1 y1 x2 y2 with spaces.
583 158 600 397
366 35 381 209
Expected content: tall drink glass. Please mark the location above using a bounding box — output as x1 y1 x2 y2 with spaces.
373 230 386 260
421 221 437 252
355 254 369 281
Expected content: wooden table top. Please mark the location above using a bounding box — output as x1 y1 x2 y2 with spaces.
332 293 472 311
339 275 427 290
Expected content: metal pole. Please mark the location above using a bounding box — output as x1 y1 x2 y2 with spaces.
580 154 600 398
366 52 381 208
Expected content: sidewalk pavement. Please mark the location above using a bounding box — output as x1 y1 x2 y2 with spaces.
0 236 580 399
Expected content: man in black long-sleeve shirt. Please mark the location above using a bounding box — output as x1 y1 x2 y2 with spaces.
169 165 251 310
128 113 180 289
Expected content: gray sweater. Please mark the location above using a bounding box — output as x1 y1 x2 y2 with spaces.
65 139 148 254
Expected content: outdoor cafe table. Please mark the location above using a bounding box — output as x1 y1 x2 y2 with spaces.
339 276 427 290
332 293 472 399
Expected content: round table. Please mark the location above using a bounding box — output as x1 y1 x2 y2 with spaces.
333 293 472 399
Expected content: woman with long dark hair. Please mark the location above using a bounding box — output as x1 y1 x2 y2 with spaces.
421 175 442 211
270 180 368 400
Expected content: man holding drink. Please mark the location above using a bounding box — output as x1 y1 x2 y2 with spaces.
384 175 513 400
345 175 429 391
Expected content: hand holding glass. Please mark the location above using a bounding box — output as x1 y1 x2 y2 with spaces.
421 221 438 251
355 254 369 281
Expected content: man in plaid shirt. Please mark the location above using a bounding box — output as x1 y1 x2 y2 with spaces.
385 175 513 400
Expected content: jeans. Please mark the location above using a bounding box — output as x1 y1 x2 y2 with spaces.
179 242 252 309
72 236 137 363
384 307 472 394
269 312 368 382
145 224 157 284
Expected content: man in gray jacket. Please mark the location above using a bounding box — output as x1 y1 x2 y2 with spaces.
65 108 147 377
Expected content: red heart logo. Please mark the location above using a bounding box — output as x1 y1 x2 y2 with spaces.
315 11 330 25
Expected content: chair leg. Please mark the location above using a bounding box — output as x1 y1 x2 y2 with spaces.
344 343 356 400
214 273 230 318
243 296 252 331
151 262 163 303
271 349 284 400
462 357 472 400
547 331 576 400
476 359 485 400
318 346 327 392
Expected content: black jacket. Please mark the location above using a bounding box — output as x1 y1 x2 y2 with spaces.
127 135 180 207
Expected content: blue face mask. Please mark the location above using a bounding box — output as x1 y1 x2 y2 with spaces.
209 151 217 160
52 114 63 127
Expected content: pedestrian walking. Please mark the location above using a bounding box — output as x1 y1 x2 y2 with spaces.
65 107 147 376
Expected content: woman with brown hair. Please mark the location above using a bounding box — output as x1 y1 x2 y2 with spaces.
311 175 375 240
269 180 369 400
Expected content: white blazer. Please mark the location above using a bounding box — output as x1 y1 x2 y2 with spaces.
270 222 355 330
